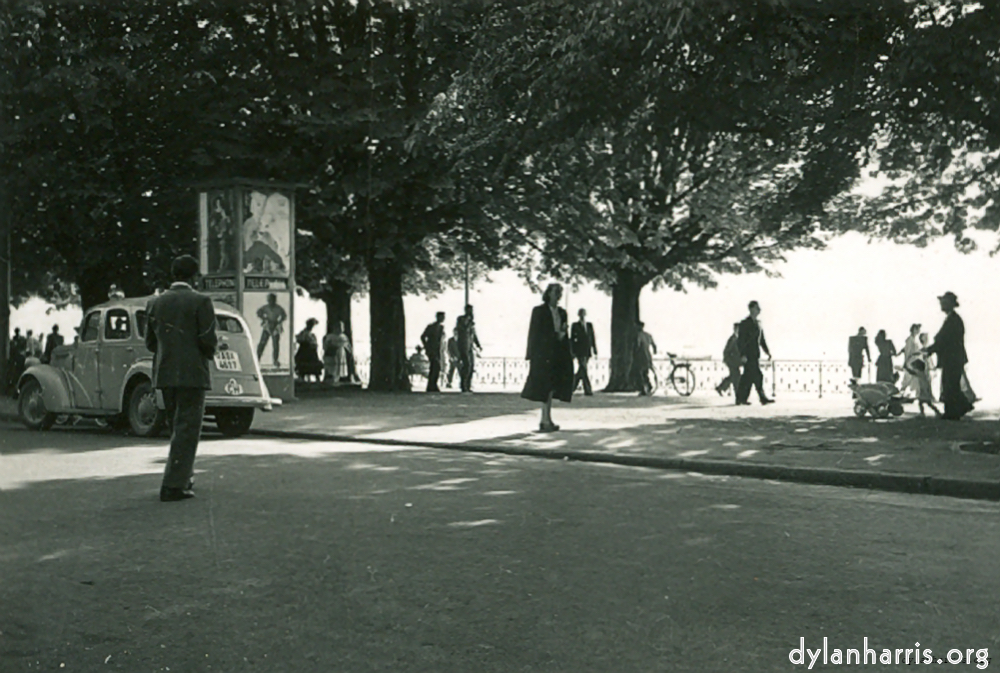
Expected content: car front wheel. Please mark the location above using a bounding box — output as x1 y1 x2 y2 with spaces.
215 408 254 437
19 379 56 431
128 380 166 437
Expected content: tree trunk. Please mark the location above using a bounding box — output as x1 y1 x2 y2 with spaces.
366 257 411 391
603 268 647 392
321 278 360 382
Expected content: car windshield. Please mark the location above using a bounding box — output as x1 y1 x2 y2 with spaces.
216 315 244 334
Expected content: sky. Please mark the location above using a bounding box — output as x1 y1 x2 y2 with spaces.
12 231 1000 397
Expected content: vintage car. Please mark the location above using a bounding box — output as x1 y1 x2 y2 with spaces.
17 295 281 437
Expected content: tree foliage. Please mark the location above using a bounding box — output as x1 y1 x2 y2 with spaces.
452 0 910 388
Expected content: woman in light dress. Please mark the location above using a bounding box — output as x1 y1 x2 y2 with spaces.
899 323 922 395
323 321 352 383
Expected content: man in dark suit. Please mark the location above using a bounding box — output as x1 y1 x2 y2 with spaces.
145 255 218 502
923 291 973 420
570 308 597 396
735 300 774 406
420 311 446 392
456 305 482 393
42 324 64 364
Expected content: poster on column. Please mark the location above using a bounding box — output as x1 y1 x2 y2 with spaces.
200 188 239 274
243 291 292 374
242 189 291 276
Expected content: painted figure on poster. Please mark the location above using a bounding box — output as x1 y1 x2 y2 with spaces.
256 292 287 367
209 195 235 272
243 190 290 274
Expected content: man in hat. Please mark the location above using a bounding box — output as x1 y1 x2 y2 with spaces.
923 291 973 420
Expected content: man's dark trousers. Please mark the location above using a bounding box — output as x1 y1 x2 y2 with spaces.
426 355 442 392
736 359 765 404
573 356 593 395
718 365 741 394
459 353 474 392
161 387 207 490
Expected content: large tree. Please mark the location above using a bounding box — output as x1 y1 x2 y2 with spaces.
454 0 911 389
2 1 498 392
838 1 1000 250
247 0 501 390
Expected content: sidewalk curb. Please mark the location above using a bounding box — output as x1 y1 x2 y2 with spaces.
6 408 996 502
249 428 1000 503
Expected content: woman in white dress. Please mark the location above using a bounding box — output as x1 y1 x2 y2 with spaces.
899 323 921 395
323 321 352 383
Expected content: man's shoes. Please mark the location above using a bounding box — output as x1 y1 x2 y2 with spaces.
761 397 775 405
736 401 750 406
160 486 195 502
584 392 594 397
538 422 560 433
715 386 724 397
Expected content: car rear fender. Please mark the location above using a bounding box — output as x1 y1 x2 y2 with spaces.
17 365 73 412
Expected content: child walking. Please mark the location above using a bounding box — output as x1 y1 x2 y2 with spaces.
904 358 941 418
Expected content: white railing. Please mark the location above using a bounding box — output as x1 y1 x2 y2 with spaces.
348 357 871 397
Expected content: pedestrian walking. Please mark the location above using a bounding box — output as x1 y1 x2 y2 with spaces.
903 358 941 418
847 327 871 383
570 308 597 396
323 321 351 383
898 323 921 395
42 324 64 364
735 300 774 405
923 291 973 420
445 329 460 388
521 283 574 432
715 322 742 396
456 305 482 393
635 322 657 396
420 312 447 392
145 255 218 502
874 329 897 384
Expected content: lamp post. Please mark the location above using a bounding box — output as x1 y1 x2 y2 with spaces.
464 253 470 307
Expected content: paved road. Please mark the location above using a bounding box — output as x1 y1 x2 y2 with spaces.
1 423 998 672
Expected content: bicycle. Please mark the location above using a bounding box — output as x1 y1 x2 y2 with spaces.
662 352 696 397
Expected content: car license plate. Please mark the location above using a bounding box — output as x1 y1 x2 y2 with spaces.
214 350 241 372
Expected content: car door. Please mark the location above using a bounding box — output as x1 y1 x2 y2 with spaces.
100 308 135 411
70 310 102 408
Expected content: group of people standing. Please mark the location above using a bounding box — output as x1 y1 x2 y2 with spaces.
849 291 975 420
419 305 483 393
4 325 64 395
714 300 776 406
293 318 355 385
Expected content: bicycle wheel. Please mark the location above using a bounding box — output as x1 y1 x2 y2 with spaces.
670 364 696 397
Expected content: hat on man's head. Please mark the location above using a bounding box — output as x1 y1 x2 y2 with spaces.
938 291 959 307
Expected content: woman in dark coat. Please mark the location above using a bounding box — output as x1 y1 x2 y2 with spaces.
924 291 973 420
873 329 897 383
294 318 324 382
521 283 574 432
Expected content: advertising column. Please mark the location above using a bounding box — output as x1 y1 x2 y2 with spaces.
198 180 296 401
240 186 295 400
